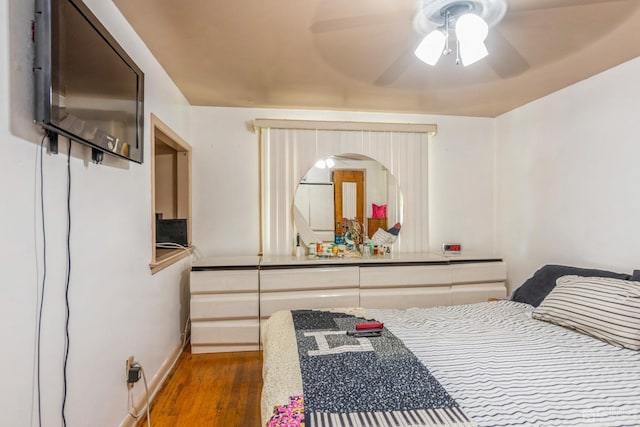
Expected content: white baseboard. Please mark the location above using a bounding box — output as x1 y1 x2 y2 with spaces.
119 340 184 427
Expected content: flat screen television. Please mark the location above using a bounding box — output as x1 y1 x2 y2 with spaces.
34 0 144 163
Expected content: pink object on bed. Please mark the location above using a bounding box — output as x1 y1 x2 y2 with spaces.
267 395 305 427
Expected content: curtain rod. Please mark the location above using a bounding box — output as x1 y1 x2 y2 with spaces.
253 119 437 135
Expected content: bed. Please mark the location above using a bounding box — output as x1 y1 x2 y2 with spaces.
261 266 640 427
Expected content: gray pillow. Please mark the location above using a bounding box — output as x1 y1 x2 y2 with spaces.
511 264 630 307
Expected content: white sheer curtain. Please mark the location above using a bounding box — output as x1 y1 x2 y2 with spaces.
258 123 432 256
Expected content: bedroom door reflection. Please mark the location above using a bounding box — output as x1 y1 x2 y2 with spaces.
333 170 364 236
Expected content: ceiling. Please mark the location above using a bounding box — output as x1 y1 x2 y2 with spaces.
113 0 640 117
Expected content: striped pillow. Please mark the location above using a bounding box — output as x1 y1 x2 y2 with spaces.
532 275 640 351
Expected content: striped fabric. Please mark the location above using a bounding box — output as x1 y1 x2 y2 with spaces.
533 275 640 350
307 407 474 427
366 302 640 427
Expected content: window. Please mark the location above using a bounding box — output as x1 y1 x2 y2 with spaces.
150 114 192 273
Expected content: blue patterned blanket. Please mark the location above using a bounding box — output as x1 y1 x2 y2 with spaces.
291 310 475 427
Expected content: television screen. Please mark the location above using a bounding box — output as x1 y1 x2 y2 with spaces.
35 0 144 163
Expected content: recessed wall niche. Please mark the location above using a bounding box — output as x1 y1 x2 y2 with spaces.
150 114 192 273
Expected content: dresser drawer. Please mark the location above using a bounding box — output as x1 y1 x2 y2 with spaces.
451 283 507 305
360 286 452 309
190 269 258 294
260 288 360 318
359 265 451 288
450 262 506 284
190 293 259 320
191 319 259 346
260 266 359 292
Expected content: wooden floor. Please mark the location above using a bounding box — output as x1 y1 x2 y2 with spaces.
139 349 263 427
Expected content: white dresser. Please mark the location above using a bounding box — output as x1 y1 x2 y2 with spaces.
190 256 260 354
190 253 507 353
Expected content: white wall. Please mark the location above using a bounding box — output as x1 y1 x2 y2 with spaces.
428 115 496 254
190 107 496 256
1 0 192 425
495 56 640 292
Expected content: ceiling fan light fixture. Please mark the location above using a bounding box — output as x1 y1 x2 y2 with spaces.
413 0 508 69
414 29 446 66
459 40 488 66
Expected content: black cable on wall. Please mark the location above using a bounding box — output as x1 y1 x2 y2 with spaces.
62 140 72 426
36 134 47 427
35 135 74 426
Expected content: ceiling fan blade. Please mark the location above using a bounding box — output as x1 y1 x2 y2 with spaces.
374 42 419 86
310 11 409 33
485 27 529 79
509 0 628 13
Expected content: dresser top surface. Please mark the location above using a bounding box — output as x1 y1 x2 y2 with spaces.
192 252 502 270
192 255 261 269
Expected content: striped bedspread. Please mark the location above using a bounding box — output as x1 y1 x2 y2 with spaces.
366 301 640 427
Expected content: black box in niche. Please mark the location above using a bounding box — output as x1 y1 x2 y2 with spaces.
156 218 188 247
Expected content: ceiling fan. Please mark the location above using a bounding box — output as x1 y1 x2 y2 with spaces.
413 0 507 67
310 0 627 85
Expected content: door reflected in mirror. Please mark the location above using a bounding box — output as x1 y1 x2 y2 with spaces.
293 154 403 247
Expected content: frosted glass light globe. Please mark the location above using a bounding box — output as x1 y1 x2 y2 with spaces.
414 30 446 66
456 13 489 43
459 41 489 66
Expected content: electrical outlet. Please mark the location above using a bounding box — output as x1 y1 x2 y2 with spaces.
125 356 135 389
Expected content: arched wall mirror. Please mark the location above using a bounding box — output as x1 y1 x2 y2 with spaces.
293 154 402 246
256 120 435 256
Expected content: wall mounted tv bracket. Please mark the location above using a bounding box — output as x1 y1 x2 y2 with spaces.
45 129 58 154
44 129 104 164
